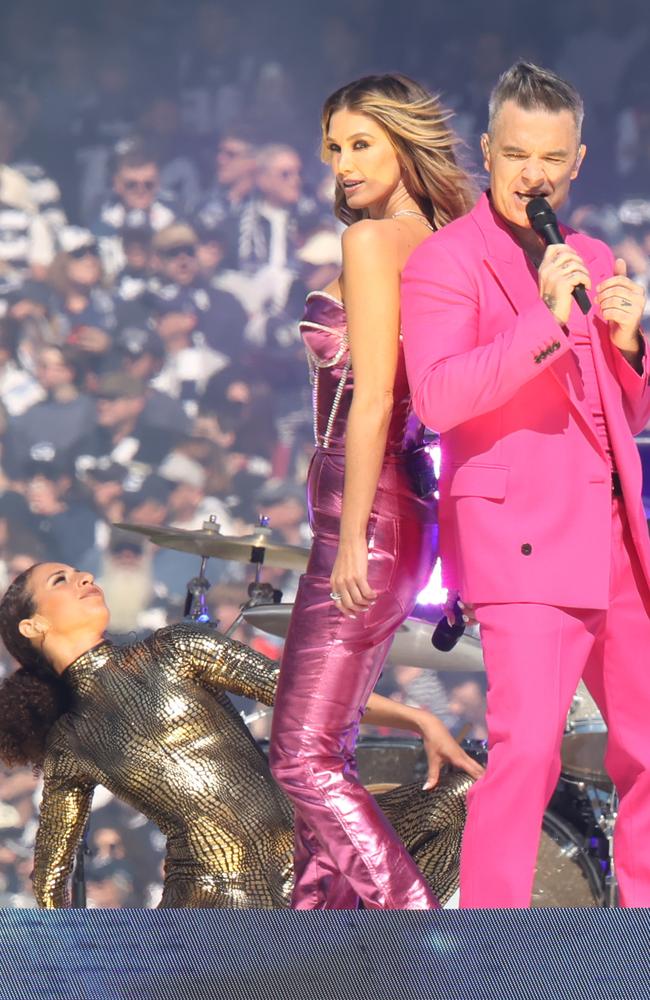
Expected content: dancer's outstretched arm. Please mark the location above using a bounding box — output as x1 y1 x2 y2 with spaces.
361 694 483 788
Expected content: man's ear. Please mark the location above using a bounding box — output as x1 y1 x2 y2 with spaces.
18 616 47 641
480 133 491 173
571 144 587 180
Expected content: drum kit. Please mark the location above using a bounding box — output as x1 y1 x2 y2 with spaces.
114 514 619 907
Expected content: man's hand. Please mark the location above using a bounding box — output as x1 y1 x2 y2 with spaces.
538 244 591 326
443 591 477 627
596 258 646 359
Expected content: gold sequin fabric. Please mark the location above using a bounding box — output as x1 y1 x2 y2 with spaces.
32 621 472 908
33 623 293 909
375 770 473 906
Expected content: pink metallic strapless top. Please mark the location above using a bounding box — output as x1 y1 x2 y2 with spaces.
300 290 425 455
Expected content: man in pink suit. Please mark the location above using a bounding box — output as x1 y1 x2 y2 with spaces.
401 61 650 908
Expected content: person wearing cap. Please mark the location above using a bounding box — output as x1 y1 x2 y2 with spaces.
75 370 182 473
112 226 155 327
194 218 229 283
150 222 247 357
115 325 192 437
2 344 94 481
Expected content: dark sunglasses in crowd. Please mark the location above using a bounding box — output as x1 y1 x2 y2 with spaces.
69 245 100 260
218 145 250 160
123 179 157 193
159 244 196 259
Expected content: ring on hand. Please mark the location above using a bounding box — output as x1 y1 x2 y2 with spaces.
620 297 633 307
329 591 342 601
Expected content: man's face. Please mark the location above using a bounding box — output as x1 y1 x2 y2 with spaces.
96 394 143 428
481 100 586 232
114 163 160 211
216 138 256 187
257 151 302 207
36 348 73 393
159 244 199 285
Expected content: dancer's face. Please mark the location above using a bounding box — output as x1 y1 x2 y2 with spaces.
481 99 585 233
326 108 402 214
19 563 109 643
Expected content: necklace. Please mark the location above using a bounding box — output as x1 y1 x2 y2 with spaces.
391 209 434 231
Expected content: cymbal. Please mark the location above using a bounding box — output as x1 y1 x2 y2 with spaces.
112 521 310 571
242 603 484 673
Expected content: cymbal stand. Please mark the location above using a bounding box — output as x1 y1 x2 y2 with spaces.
585 783 619 907
71 817 91 908
224 515 283 638
183 554 217 626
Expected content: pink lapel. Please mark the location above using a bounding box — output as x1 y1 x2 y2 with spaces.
471 193 607 457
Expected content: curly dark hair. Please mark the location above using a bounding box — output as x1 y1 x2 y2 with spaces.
0 565 71 768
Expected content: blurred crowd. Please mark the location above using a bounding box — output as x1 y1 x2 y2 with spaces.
0 0 649 906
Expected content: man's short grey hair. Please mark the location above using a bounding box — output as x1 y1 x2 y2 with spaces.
488 61 584 139
255 144 301 171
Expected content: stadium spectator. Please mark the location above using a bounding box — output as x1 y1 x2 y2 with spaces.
91 137 177 277
2 344 94 480
194 125 258 233
75 370 180 473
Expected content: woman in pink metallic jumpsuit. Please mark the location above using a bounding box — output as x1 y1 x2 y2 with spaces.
269 74 475 909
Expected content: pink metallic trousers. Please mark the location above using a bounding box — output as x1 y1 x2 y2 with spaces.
270 449 439 909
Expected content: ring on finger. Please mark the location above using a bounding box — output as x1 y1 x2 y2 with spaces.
329 591 342 601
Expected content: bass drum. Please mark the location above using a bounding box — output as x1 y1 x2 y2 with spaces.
533 811 604 907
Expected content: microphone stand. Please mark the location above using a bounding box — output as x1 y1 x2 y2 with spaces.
71 818 91 908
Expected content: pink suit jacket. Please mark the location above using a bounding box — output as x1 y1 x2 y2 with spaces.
401 193 650 609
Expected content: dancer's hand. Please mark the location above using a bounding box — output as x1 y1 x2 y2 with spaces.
330 538 378 618
419 712 484 790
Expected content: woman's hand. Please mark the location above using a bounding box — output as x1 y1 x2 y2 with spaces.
329 537 377 618
419 711 484 790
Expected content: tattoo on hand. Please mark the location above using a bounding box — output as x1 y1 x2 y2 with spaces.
542 292 556 312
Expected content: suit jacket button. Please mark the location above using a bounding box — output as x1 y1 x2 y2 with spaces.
521 543 532 555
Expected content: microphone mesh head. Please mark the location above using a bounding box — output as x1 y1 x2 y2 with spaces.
526 196 554 230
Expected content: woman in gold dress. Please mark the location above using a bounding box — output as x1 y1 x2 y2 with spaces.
0 562 480 907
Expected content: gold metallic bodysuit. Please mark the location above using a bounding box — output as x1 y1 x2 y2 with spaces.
33 622 470 908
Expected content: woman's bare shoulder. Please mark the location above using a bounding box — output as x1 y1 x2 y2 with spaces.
341 218 399 261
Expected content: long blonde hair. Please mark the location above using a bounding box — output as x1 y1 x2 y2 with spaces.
321 74 475 229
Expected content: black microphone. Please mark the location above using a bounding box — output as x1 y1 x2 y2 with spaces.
431 597 466 652
525 196 591 315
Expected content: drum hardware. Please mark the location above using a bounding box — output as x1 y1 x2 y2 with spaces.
243 603 486 673
115 513 297 632
113 515 310 571
584 783 619 907
561 681 609 788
